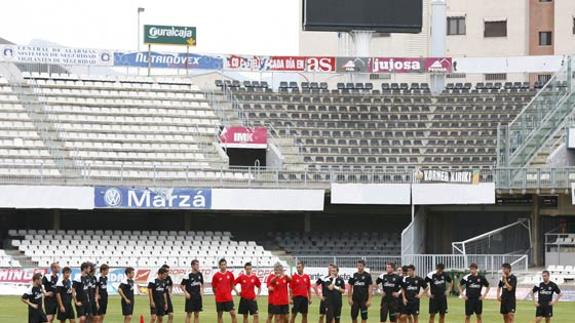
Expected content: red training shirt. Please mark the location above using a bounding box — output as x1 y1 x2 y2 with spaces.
290 273 311 298
268 275 290 305
234 273 261 300
266 273 275 304
212 271 235 303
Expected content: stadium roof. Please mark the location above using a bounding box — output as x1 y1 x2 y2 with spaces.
0 37 14 44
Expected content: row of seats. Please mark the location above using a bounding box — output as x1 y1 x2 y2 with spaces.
0 73 234 182
230 85 533 170
9 229 232 237
10 230 280 268
271 232 402 256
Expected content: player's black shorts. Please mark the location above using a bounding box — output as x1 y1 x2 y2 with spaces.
291 296 309 314
429 295 448 315
268 303 274 316
75 301 91 317
325 302 342 322
465 298 483 316
238 298 258 315
381 298 400 322
185 297 203 313
270 304 289 315
351 300 368 320
29 309 48 323
45 297 58 315
500 299 516 315
216 301 235 312
536 304 553 318
402 299 420 315
166 294 174 313
97 297 108 315
57 303 75 320
121 300 134 316
319 300 326 315
150 303 166 316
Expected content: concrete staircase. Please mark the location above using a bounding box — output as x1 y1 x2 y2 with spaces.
3 249 36 268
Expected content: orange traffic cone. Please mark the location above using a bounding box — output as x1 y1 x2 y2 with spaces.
139 314 145 323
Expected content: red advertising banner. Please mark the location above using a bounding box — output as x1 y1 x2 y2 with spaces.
305 56 336 72
269 56 307 71
219 127 268 148
369 57 453 74
0 268 47 283
370 57 424 73
424 57 453 73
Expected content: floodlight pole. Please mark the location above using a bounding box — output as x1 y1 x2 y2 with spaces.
430 0 447 94
137 7 145 51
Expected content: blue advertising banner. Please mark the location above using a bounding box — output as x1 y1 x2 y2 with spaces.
94 186 211 209
113 51 222 69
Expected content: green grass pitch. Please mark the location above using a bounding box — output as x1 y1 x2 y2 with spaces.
1 295 573 322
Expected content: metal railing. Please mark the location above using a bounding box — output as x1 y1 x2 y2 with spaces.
2 165 575 189
498 56 575 167
402 254 529 277
5 163 575 190
293 256 402 272
293 254 528 276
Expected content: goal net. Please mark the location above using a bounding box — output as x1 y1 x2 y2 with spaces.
452 218 531 255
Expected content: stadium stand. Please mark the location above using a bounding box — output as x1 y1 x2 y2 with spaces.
220 81 535 171
8 229 281 268
0 75 60 178
270 231 401 256
0 71 263 184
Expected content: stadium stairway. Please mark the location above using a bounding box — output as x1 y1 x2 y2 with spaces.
498 58 575 168
207 87 307 171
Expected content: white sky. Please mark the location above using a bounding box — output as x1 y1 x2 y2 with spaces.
0 0 300 55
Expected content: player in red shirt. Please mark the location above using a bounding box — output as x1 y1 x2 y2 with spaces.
212 258 238 323
265 272 275 323
289 261 312 323
268 263 291 323
234 262 261 323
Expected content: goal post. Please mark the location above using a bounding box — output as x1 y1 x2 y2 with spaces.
452 218 532 256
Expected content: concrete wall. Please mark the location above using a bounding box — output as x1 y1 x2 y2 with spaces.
554 0 575 55
529 0 555 56
445 0 529 57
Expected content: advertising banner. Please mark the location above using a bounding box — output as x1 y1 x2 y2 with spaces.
305 56 336 72
336 57 370 73
113 51 222 69
219 127 267 148
0 45 113 66
369 57 453 74
415 169 480 184
268 56 307 71
0 268 47 283
224 55 271 71
94 186 211 209
144 25 197 46
424 57 453 73
370 57 424 73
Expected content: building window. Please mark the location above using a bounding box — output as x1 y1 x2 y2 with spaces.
573 17 575 35
539 31 552 46
447 17 466 35
484 21 507 37
447 73 466 79
485 73 507 81
539 0 552 2
537 74 552 84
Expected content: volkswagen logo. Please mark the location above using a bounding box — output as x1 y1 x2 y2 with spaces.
103 188 122 207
